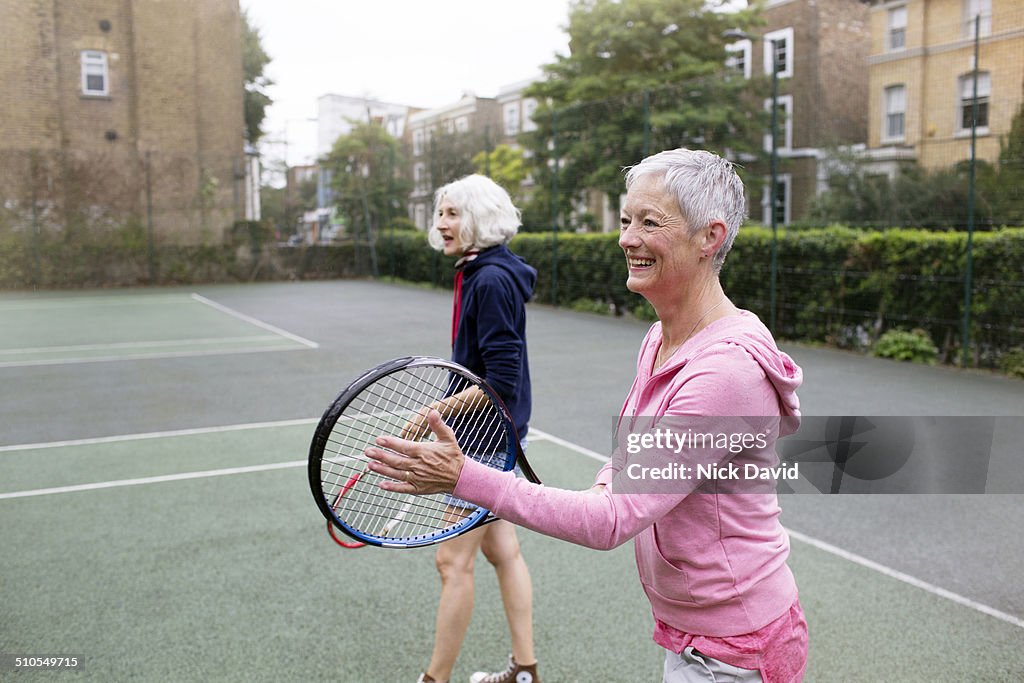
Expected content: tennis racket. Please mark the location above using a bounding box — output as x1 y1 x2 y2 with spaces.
308 356 540 549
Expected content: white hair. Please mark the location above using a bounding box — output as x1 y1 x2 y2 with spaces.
624 149 747 272
427 174 521 251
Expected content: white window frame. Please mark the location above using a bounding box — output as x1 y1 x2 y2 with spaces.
81 50 109 96
957 71 990 135
726 39 752 79
413 162 427 193
415 203 428 231
963 0 992 38
883 84 906 142
763 94 793 152
761 173 792 226
412 129 425 156
887 6 908 51
503 102 520 136
763 27 794 80
522 98 538 133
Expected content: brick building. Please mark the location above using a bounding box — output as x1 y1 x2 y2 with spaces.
727 0 872 224
0 0 247 245
407 94 501 230
863 0 1024 176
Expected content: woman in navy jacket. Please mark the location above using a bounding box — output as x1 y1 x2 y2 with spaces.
416 174 539 683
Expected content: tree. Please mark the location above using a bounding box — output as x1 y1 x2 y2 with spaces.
521 0 764 227
809 154 994 230
426 125 488 189
472 144 528 204
978 103 1024 226
322 121 410 239
242 10 273 145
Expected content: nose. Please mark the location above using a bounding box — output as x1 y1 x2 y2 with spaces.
619 220 641 250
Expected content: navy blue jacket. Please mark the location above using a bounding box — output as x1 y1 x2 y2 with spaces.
452 245 536 439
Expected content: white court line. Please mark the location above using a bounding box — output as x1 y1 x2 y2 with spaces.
528 427 610 463
0 335 280 356
0 417 318 453
0 344 312 369
190 293 319 348
0 461 305 500
785 528 1024 630
0 294 195 311
524 428 1024 631
2 421 1021 631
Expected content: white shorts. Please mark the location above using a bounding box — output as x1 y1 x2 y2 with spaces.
663 647 762 683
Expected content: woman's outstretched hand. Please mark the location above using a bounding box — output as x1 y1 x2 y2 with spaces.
365 409 466 495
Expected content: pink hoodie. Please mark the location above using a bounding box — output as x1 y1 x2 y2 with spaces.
453 309 803 638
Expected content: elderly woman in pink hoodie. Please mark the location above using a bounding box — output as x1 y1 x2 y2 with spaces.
367 149 808 683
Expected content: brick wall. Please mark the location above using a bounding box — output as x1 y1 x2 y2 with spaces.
0 0 244 245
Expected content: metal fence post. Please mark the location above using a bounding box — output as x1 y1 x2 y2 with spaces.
962 14 981 368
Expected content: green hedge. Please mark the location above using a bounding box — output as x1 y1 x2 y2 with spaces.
3 223 1022 368
375 226 1024 366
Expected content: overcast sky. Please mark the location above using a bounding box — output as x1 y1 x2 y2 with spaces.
240 0 748 171
240 0 575 167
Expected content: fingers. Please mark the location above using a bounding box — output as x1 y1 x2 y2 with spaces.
364 410 463 496
363 446 416 492
426 409 457 443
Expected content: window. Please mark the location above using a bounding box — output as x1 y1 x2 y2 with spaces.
414 162 427 193
763 95 793 152
415 204 427 231
958 72 990 133
80 50 108 96
412 129 425 156
762 174 791 226
503 102 520 136
763 28 794 79
963 0 992 38
725 39 752 79
883 85 906 141
888 6 907 51
522 98 538 133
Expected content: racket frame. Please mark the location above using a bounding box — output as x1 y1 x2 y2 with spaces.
308 356 537 548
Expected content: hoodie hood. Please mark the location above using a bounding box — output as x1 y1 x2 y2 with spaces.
647 310 802 421
462 244 537 302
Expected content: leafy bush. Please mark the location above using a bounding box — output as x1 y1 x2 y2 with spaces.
999 347 1024 379
568 298 613 315
872 328 938 364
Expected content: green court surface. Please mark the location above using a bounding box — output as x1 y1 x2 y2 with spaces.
0 292 314 367
2 283 1022 682
2 425 1022 682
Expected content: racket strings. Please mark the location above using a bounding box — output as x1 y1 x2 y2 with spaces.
319 364 513 543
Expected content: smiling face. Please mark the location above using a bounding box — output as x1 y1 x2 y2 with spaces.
435 196 468 257
618 173 705 304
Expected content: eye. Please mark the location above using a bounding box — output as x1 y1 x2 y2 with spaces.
643 218 658 230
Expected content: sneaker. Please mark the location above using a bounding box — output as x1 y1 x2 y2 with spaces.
469 655 540 683
418 674 444 683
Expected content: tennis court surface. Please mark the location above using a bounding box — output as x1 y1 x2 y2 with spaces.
2 282 1022 681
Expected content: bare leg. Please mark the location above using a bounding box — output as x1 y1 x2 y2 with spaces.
426 526 486 681
480 520 535 666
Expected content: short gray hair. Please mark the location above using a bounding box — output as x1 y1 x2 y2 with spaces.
427 174 521 251
624 149 747 272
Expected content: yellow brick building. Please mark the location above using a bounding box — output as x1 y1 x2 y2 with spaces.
865 0 1024 173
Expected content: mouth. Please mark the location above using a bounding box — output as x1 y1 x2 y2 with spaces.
627 256 655 269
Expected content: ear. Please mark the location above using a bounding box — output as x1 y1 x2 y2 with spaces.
700 219 728 260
